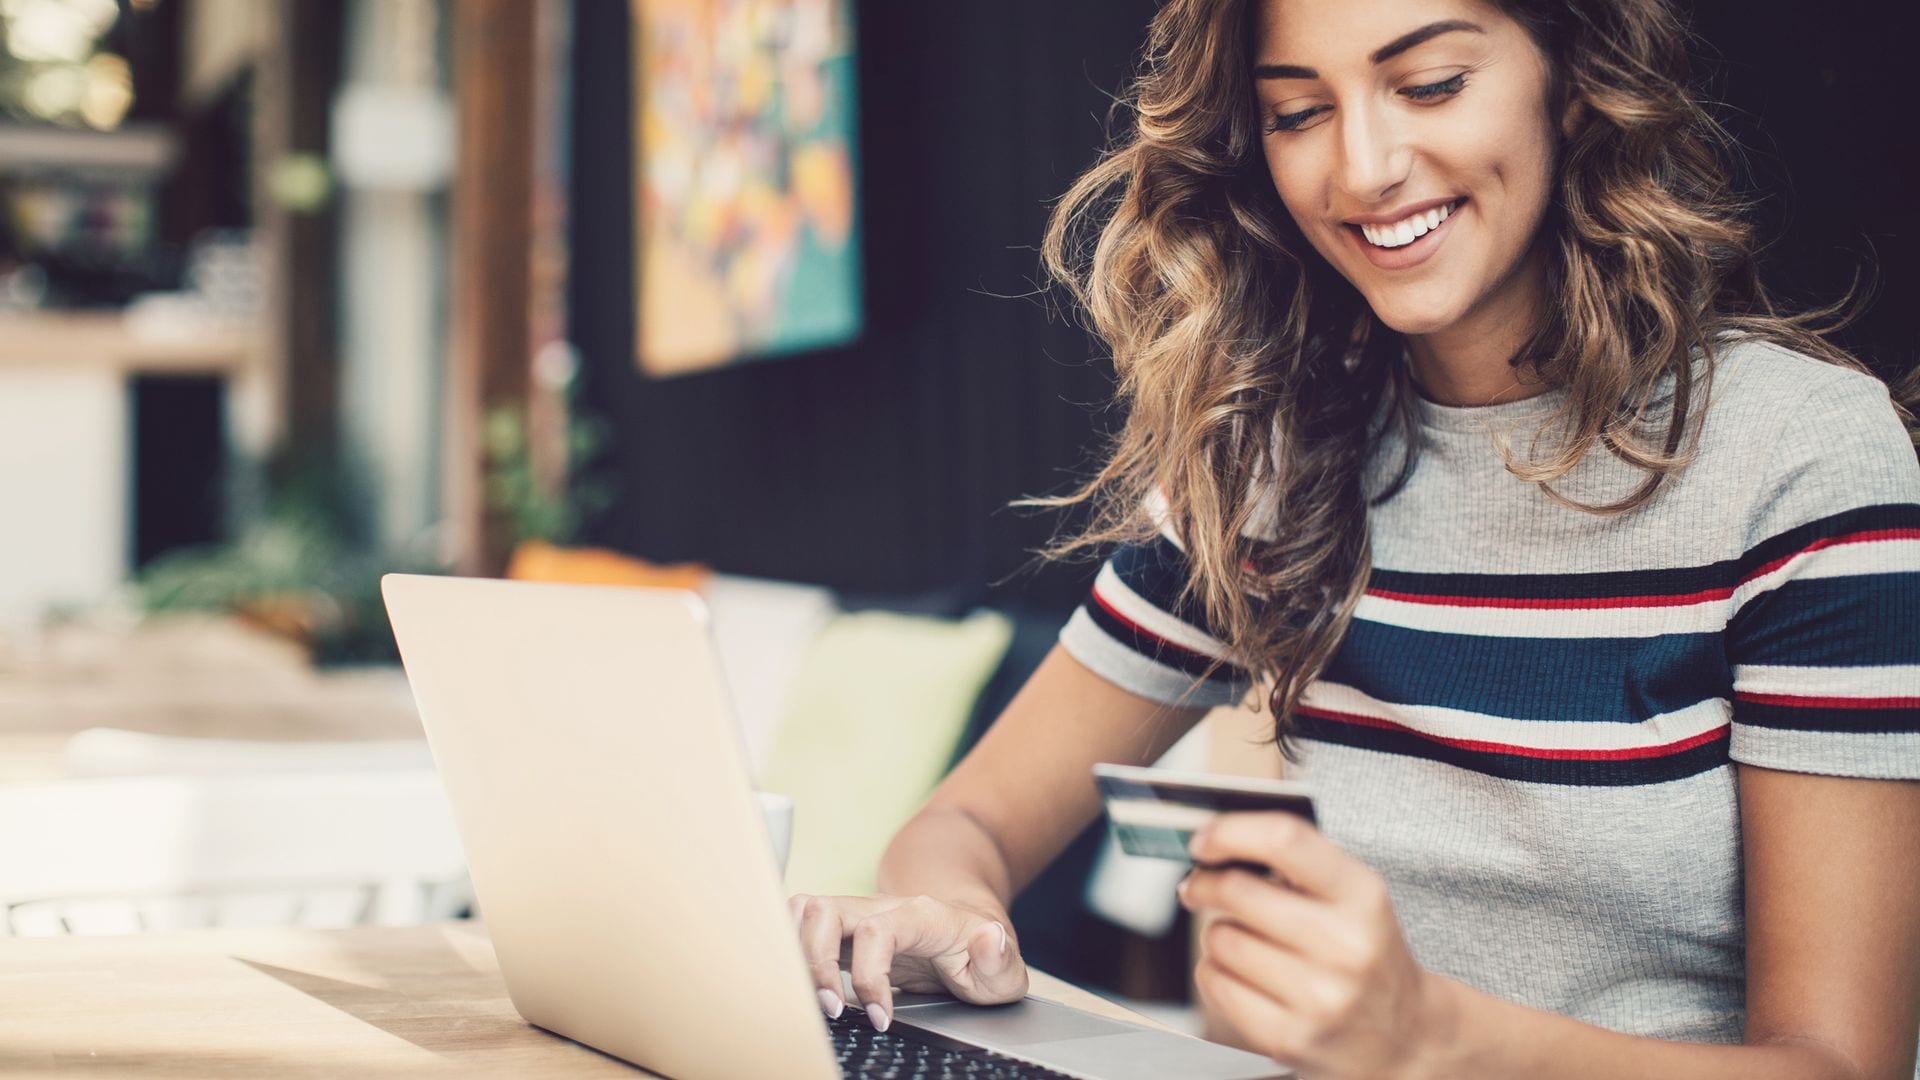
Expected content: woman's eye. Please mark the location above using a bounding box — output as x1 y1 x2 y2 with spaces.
1402 72 1468 101
1263 73 1467 135
1265 105 1327 134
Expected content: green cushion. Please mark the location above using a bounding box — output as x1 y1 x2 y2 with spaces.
761 609 1013 896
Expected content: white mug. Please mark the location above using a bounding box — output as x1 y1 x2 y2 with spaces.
754 791 794 876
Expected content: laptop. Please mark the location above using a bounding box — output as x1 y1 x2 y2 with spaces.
381 573 1288 1080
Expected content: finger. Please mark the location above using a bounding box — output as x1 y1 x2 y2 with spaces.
1178 867 1354 964
1190 812 1369 903
847 912 903 1030
955 920 1027 1003
1193 951 1310 1067
1199 916 1336 1021
794 895 849 1017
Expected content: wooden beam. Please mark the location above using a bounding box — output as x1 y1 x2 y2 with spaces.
445 0 539 575
254 0 344 464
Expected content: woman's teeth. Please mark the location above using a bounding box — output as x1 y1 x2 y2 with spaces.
1359 200 1457 248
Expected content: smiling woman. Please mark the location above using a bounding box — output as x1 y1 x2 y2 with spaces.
1023 0 1920 1075
782 2 1920 1078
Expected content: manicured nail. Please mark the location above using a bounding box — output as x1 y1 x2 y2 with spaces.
817 988 843 1019
866 1002 889 1032
978 923 1008 974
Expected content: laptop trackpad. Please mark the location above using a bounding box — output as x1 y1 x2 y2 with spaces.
893 998 1291 1080
892 996 1128 1046
1018 1030 1292 1080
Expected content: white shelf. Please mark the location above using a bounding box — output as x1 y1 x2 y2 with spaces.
0 122 177 180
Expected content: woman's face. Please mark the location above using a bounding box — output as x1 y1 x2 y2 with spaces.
1252 0 1561 339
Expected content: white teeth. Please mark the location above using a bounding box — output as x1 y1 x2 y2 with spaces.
1358 199 1457 249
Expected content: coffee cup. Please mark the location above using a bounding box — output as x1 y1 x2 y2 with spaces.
754 791 793 876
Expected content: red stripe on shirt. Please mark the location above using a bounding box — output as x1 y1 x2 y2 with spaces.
1089 584 1217 667
1737 528 1920 585
1365 587 1732 610
1734 691 1920 710
1296 705 1731 761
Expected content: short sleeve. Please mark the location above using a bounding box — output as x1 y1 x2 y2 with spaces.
1727 370 1920 779
1058 490 1257 709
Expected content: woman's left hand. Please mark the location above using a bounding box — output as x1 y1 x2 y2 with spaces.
1179 811 1453 1080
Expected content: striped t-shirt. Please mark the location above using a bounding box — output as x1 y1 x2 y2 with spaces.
1060 338 1920 1047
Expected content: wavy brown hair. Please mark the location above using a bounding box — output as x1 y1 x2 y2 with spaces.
1037 0 1920 745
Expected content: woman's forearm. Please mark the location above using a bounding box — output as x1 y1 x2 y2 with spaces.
875 802 1019 921
1423 976 1868 1080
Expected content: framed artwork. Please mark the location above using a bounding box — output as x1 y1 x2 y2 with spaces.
632 0 862 376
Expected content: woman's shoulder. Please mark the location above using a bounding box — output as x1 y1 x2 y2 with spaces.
1704 335 1896 420
1699 335 1918 544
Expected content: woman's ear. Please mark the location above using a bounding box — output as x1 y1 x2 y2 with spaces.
1559 96 1589 140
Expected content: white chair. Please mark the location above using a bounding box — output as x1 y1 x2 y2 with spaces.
0 770 469 936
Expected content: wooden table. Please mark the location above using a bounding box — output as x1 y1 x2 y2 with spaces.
0 921 1161 1077
0 615 425 783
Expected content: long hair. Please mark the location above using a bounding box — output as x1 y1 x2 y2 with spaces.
1036 0 1919 746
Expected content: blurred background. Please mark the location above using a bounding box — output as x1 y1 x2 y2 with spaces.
0 0 1911 1026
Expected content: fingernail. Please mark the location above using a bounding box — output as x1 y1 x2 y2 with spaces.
866 1002 889 1032
979 923 1008 974
817 988 843 1019
1187 828 1207 858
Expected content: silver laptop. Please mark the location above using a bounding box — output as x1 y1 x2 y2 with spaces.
382 573 1287 1080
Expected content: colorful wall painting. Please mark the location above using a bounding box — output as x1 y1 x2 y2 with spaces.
632 0 862 376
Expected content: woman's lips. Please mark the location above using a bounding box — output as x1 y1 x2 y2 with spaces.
1347 198 1463 271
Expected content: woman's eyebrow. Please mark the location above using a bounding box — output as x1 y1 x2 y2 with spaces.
1252 19 1486 80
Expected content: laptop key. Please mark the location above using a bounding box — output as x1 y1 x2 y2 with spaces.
826 1011 1077 1079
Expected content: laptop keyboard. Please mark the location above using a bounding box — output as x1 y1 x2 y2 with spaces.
828 1010 1076 1079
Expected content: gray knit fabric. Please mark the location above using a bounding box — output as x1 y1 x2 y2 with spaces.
1061 337 1920 1056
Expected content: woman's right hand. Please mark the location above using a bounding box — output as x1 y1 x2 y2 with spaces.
787 892 1029 1032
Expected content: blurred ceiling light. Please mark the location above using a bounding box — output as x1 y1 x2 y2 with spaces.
0 0 121 64
77 49 128 128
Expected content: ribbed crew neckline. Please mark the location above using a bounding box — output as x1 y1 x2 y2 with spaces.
1399 338 1724 434
1408 379 1572 434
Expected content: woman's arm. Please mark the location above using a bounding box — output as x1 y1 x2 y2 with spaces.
878 643 1210 909
793 643 1210 1028
1181 766 1920 1079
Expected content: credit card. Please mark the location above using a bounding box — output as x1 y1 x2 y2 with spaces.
1094 762 1316 865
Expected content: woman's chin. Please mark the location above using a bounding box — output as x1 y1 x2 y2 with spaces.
1362 296 1463 337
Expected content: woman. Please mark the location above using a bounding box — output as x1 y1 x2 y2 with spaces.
789 0 1920 1075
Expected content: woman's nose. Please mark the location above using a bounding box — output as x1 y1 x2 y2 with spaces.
1336 102 1413 205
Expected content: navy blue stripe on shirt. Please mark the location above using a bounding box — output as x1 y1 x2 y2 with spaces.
1325 619 1728 723
1727 573 1920 667
1734 698 1920 734
1084 593 1248 686
1108 536 1219 632
1369 562 1734 604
